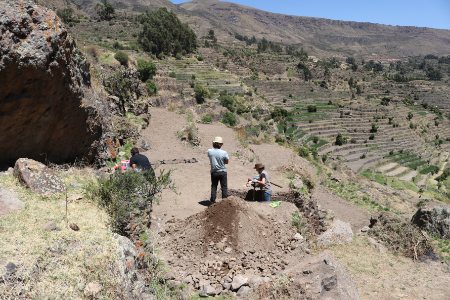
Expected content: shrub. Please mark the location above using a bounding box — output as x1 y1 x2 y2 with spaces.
275 136 285 145
298 147 310 158
371 123 378 133
307 105 317 112
369 133 375 140
197 55 204 61
169 72 177 78
114 51 129 66
222 112 237 126
145 79 157 96
335 133 347 146
312 136 319 144
389 150 394 155
176 53 182 60
322 154 327 163
360 153 366 159
218 93 235 111
202 115 213 123
86 45 100 63
85 169 176 233
137 59 157 82
194 84 208 104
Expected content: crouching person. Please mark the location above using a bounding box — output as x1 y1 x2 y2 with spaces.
254 163 272 202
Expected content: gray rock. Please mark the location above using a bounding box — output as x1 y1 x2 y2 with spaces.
361 226 370 232
248 275 263 288
293 233 304 241
164 272 176 281
84 282 102 296
138 139 151 151
199 285 216 297
71 181 80 188
6 262 17 274
59 201 67 207
317 219 353 246
236 286 251 297
411 206 450 239
224 247 232 254
0 187 25 217
231 275 248 291
368 237 386 253
42 221 56 231
222 282 232 290
291 179 303 189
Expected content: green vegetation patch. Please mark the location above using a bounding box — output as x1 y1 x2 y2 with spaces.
393 154 416 162
285 126 298 135
374 173 386 185
310 140 328 148
360 169 372 180
406 161 426 169
277 124 285 134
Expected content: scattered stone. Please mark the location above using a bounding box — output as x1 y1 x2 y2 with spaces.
7 168 14 174
70 181 80 188
411 206 450 239
59 201 67 207
231 275 248 291
224 247 232 254
361 226 370 232
14 158 67 194
69 194 83 202
293 233 304 241
368 237 386 253
69 223 80 231
6 262 17 274
171 281 182 288
164 272 176 281
248 275 263 288
84 282 102 296
199 284 216 297
222 282 232 290
236 286 251 297
42 221 56 231
317 219 353 246
55 228 61 231
0 187 25 216
118 151 125 156
137 139 151 151
291 179 303 189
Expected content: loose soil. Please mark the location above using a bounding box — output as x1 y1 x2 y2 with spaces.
158 197 306 286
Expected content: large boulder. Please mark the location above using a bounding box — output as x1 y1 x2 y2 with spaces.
317 219 353 246
411 206 450 240
14 158 66 194
0 2 113 165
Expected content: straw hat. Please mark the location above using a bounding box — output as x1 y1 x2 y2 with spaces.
213 137 223 144
254 163 265 169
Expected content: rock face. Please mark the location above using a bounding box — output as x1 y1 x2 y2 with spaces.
14 158 66 194
0 2 113 165
411 206 450 239
0 187 25 216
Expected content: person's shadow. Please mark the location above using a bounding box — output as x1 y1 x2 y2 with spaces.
198 200 214 207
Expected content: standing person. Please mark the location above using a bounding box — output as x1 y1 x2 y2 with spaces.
208 137 229 203
254 163 272 202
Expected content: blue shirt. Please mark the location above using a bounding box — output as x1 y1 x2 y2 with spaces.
208 148 229 173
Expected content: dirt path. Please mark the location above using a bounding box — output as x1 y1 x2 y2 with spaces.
312 188 371 232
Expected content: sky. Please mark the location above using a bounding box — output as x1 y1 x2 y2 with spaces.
170 0 450 30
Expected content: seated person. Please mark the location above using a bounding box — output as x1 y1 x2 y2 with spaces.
130 147 154 176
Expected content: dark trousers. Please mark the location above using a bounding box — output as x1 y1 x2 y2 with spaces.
210 171 228 202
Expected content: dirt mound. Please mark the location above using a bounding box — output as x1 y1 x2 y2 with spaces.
159 196 307 291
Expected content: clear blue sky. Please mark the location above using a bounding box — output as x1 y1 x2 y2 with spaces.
170 0 450 30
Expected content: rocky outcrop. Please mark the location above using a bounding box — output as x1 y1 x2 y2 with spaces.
412 206 450 240
14 158 66 194
0 2 113 165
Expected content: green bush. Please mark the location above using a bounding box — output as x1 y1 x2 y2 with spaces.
218 93 235 111
298 147 310 158
202 115 213 123
145 79 157 96
307 105 317 112
197 55 204 61
322 154 327 162
335 133 347 146
114 51 129 66
176 53 182 60
222 111 237 126
137 59 157 82
85 169 176 233
194 84 208 104
369 133 375 140
169 72 177 78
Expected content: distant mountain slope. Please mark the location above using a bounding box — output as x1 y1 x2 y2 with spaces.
179 0 450 58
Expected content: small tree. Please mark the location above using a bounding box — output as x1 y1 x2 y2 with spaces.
312 136 319 144
407 112 413 120
95 0 115 21
307 105 317 112
194 84 208 104
336 133 347 146
137 59 157 82
114 51 128 66
298 147 310 158
222 112 237 126
369 133 375 140
371 123 378 133
145 79 157 96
